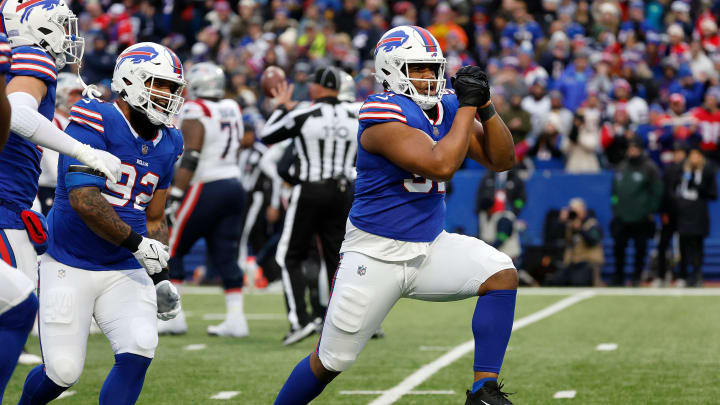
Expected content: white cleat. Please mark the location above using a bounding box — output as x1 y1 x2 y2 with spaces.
207 316 249 338
18 352 42 365
158 309 188 335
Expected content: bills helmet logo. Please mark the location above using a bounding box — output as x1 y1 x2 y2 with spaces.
375 31 409 56
116 46 159 69
164 48 183 77
17 0 59 23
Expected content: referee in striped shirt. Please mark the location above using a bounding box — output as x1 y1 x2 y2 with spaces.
261 66 358 345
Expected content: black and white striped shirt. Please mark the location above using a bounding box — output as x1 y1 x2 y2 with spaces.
260 97 358 183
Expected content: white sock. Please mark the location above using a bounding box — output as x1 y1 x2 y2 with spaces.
225 291 244 318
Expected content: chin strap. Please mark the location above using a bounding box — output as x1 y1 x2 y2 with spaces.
76 61 103 100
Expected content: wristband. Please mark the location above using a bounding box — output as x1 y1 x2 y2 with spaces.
151 269 170 285
120 230 142 252
477 103 496 122
179 149 200 171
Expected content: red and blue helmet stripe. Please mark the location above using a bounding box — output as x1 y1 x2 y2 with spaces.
411 26 439 53
166 48 182 76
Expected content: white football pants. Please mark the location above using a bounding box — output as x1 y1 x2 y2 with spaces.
317 231 515 372
38 254 158 387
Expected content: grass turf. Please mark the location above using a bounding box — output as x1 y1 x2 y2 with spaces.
4 290 719 404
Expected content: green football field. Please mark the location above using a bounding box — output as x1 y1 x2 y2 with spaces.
4 287 720 404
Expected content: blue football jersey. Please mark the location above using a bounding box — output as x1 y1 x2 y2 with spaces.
349 90 458 242
0 46 57 229
47 99 184 270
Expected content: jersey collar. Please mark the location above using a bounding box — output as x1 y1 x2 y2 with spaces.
421 101 444 127
113 102 163 146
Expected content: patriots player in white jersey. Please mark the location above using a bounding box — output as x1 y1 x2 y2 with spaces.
17 42 185 404
0 0 121 289
275 26 517 405
163 62 249 337
0 32 40 402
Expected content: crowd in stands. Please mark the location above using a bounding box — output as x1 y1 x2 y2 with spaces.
65 0 720 173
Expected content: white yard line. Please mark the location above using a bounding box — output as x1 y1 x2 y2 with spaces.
342 390 455 395
554 390 577 399
210 391 240 400
184 344 207 351
595 343 618 351
367 291 596 405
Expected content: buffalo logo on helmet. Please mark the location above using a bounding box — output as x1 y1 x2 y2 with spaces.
116 46 159 69
16 0 60 23
375 31 409 56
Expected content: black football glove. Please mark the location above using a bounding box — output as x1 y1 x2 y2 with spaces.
451 66 491 108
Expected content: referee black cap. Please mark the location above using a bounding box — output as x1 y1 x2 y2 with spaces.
312 66 341 90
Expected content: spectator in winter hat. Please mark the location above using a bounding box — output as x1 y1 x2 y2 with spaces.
607 78 649 125
667 24 690 61
391 1 416 27
699 18 720 54
556 48 593 112
522 78 551 139
668 1 693 37
429 2 468 51
689 40 717 83
671 65 704 109
518 48 548 87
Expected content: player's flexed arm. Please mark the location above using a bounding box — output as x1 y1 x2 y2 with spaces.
362 66 491 181
468 102 515 172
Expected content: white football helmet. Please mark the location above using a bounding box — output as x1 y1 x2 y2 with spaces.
338 70 356 102
374 25 446 109
1 0 83 69
56 72 83 113
111 42 187 126
185 62 225 100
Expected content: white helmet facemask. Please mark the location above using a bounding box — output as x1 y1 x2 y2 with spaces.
374 25 447 110
2 0 84 69
111 43 187 126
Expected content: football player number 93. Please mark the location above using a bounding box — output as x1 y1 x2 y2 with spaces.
403 174 445 193
104 163 160 210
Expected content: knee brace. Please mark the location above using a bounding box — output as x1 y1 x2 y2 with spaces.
46 353 83 387
319 285 373 372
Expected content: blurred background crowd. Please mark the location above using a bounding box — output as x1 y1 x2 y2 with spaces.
59 0 720 287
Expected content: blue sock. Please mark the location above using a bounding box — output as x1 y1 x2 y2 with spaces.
17 365 68 405
472 289 516 377
274 355 327 405
472 377 497 393
99 353 152 405
0 293 38 401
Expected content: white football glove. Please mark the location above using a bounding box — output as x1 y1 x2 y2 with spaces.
133 237 169 275
71 143 121 184
164 187 184 228
155 280 181 320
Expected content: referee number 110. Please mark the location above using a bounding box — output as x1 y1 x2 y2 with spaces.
403 174 446 193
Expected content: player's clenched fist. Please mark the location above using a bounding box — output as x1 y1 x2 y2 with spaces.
451 66 491 108
155 280 181 320
0 34 10 74
133 237 170 275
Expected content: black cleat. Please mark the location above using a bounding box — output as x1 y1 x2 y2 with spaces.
465 380 513 405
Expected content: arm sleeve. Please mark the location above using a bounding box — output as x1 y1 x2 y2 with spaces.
62 122 108 191
9 92 87 159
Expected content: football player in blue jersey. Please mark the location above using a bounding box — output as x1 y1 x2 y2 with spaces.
274 26 518 405
0 0 121 289
0 32 40 402
17 42 186 405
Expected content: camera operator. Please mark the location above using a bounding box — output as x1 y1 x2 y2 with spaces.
546 198 604 286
